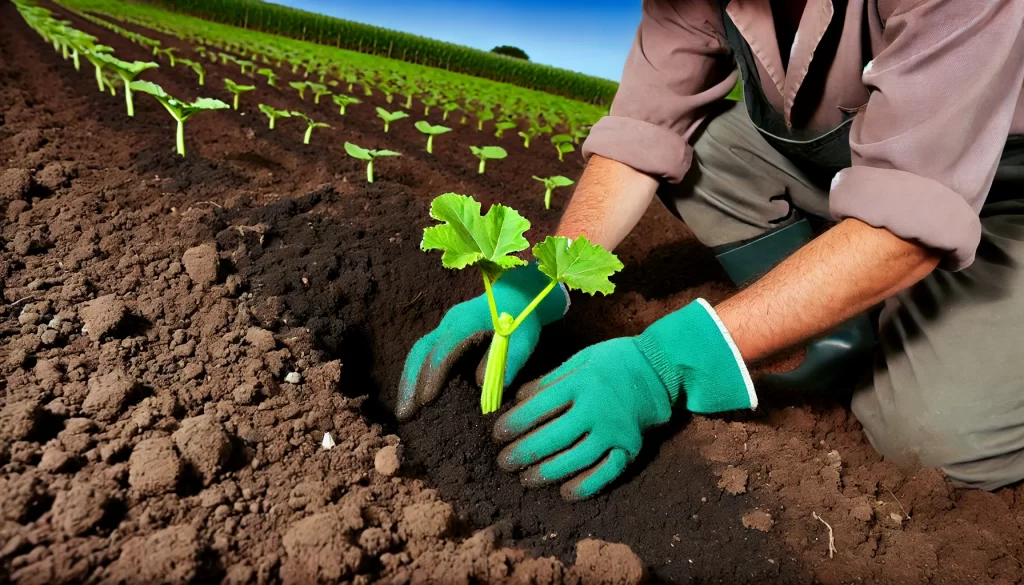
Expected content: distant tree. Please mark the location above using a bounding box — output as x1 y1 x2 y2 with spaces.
490 45 530 61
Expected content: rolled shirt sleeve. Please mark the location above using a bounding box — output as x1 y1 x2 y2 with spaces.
830 0 1024 271
582 0 737 184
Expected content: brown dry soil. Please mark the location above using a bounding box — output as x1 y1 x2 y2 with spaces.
2 3 1024 584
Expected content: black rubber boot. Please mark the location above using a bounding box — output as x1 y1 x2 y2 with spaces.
715 220 876 391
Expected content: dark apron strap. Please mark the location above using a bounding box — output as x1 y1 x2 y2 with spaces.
719 2 1023 205
720 2 853 185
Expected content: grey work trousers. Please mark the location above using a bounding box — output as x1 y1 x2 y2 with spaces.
660 102 1024 490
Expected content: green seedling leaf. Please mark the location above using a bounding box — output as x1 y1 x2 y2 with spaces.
307 82 331 104
84 45 114 92
258 104 291 129
344 142 401 182
331 94 361 115
414 120 452 154
469 146 508 174
289 80 308 99
376 107 409 133
532 235 623 296
344 142 372 161
257 67 277 86
179 58 205 85
155 46 178 66
224 78 256 110
130 81 228 157
441 102 460 121
94 53 159 116
532 175 575 209
494 121 517 139
476 107 494 131
421 193 529 278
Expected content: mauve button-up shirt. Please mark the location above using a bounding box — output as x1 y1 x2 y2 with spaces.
582 0 1024 270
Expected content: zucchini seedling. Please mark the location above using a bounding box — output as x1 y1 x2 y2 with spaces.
476 107 494 131
130 81 229 157
84 45 114 93
291 111 330 144
470 146 507 174
93 53 159 117
258 104 292 129
224 78 255 110
421 193 622 414
179 58 206 85
332 94 361 116
414 121 452 154
376 107 409 133
552 134 575 162
256 67 277 87
441 102 460 121
533 175 575 209
494 121 517 139
155 46 178 66
344 142 401 183
289 81 308 100
307 82 331 104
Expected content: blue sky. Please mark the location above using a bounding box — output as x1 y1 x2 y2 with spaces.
267 0 641 81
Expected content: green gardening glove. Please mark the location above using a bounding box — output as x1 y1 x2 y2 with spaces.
493 299 756 501
396 263 568 421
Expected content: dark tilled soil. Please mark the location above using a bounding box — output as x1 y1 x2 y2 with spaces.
2 3 1023 585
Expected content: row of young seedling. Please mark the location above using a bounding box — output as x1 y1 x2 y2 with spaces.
62 0 601 161
20 0 582 204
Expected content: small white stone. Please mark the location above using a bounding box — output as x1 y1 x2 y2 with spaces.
321 432 336 450
284 371 301 384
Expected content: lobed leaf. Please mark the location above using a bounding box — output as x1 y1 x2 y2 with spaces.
532 236 622 296
421 193 530 278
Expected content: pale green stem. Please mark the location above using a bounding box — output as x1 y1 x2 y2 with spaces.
94 65 103 92
269 116 275 130
233 93 239 110
478 158 486 174
384 121 390 133
124 80 134 117
507 280 558 335
481 272 500 330
544 187 553 209
426 135 434 154
72 50 80 71
303 125 313 144
366 160 374 183
481 315 513 415
175 119 185 156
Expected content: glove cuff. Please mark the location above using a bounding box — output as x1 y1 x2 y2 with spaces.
636 299 757 413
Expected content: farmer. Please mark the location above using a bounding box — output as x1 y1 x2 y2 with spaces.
398 0 1024 500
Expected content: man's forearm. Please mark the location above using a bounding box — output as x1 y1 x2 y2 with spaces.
715 218 941 363
555 154 658 251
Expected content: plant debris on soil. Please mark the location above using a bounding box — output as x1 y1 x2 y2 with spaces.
2 3 1024 585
